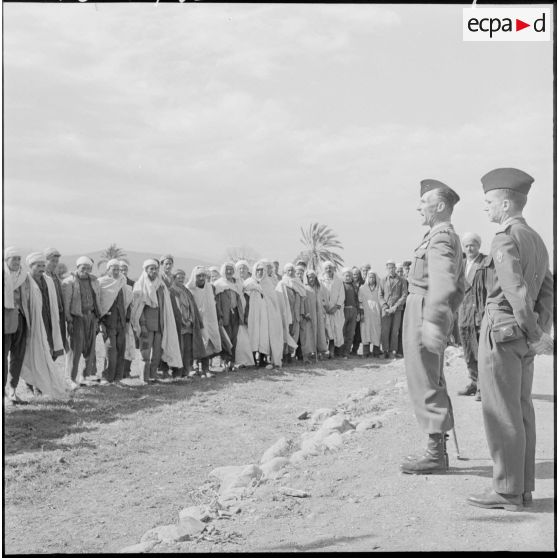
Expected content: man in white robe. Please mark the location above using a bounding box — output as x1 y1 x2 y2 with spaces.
320 261 345 358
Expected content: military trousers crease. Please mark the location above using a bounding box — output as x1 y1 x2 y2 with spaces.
403 293 454 434
478 314 535 495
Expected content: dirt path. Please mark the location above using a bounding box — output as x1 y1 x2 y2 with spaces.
3 351 555 553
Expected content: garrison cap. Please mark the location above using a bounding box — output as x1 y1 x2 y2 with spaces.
420 179 460 204
481 167 534 195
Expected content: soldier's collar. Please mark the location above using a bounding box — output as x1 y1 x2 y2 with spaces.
428 221 453 236
496 215 526 233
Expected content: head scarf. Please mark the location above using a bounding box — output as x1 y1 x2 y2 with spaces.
106 259 120 271
133 261 163 308
4 249 26 309
143 259 159 269
4 246 21 260
279 263 307 297
119 260 129 269
76 256 94 267
26 252 46 267
160 254 174 264
44 247 61 259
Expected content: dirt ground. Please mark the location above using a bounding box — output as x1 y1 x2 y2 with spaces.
3 347 555 553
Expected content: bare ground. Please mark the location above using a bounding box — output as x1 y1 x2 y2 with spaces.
3 348 555 553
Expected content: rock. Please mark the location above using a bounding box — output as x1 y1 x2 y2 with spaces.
260 437 293 464
300 435 323 456
261 457 290 478
209 465 246 484
119 540 159 553
355 418 383 432
344 387 377 403
322 431 343 451
178 505 210 522
210 464 263 494
289 450 306 465
140 527 161 543
156 517 205 543
320 413 355 434
309 408 336 426
177 516 206 536
298 411 311 420
278 486 310 498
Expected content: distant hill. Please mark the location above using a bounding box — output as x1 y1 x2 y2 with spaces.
61 250 212 281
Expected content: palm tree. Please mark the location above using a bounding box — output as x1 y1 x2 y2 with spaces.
224 245 260 266
295 223 344 271
97 244 128 270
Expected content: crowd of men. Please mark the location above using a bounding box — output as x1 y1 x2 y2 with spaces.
3 167 554 515
3 247 420 400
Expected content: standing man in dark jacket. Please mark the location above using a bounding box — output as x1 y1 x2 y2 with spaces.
401 179 464 475
457 233 486 400
379 260 407 359
467 168 553 511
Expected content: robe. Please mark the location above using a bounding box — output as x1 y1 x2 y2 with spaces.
358 282 382 346
320 273 345 347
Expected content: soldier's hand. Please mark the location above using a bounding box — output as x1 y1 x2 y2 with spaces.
529 332 554 355
421 321 445 354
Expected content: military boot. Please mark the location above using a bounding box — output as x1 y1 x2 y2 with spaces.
401 433 448 474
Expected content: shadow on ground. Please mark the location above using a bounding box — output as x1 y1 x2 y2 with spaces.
4 355 392 456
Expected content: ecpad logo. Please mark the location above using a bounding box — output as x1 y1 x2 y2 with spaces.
463 8 551 41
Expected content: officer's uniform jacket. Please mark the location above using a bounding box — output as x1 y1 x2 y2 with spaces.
408 222 465 336
484 216 553 342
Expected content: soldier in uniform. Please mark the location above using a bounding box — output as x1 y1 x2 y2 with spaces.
467 168 553 511
401 179 465 474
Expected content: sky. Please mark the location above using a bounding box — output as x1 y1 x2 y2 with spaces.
3 2 554 273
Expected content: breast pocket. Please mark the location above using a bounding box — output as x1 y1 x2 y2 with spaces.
412 248 427 280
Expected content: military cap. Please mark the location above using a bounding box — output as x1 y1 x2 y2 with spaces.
420 179 460 204
481 167 534 195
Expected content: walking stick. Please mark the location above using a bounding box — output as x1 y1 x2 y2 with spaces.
451 427 462 460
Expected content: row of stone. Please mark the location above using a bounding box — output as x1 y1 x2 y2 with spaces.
119 385 386 552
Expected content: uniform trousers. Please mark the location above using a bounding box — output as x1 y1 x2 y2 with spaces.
403 293 454 434
4 313 27 390
381 310 402 353
66 311 98 381
342 307 358 356
140 330 162 382
102 326 126 382
478 312 535 495
458 325 479 383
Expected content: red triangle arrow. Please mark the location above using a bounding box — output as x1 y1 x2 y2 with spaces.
516 19 530 31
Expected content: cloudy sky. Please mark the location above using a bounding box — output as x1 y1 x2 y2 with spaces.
4 3 554 272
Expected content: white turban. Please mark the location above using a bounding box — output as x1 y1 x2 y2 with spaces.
462 232 481 247
283 262 295 272
341 267 352 274
143 259 159 269
26 252 46 266
386 259 396 265
119 260 129 268
106 259 120 270
4 246 21 260
76 256 94 267
44 247 61 259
